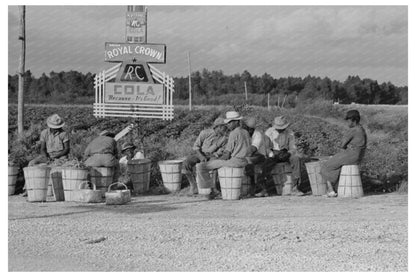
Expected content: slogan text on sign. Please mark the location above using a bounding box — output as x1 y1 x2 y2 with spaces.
105 83 164 104
105 43 166 63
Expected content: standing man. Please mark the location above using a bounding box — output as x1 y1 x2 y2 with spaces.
243 117 273 196
183 117 228 195
260 115 303 196
28 114 70 166
198 111 251 199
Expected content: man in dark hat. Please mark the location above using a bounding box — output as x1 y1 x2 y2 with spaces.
321 110 367 197
28 114 70 166
119 142 144 171
118 142 145 192
183 117 228 195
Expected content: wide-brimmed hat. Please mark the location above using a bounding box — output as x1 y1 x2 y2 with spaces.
47 114 65 129
121 142 136 152
224 111 243 124
245 117 257 129
273 116 290 130
212 117 226 128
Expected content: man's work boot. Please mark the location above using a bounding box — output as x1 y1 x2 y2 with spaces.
206 188 220 200
255 189 269 197
21 185 27 197
291 188 304 196
291 179 304 196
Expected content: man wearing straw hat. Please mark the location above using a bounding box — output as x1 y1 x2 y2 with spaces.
28 114 70 166
198 111 251 199
183 117 228 195
243 117 273 196
261 115 303 197
24 114 70 196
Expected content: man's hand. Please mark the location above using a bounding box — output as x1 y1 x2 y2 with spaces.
199 154 208 162
196 150 208 162
246 145 257 157
220 151 231 160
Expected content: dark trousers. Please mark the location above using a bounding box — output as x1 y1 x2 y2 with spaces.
245 153 266 194
183 153 215 189
259 150 301 191
245 153 266 176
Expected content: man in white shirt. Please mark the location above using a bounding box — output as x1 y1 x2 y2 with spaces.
263 116 303 196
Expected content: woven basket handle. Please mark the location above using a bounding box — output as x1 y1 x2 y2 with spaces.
108 182 127 192
78 181 97 191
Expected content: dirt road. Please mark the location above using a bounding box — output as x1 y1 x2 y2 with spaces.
8 193 407 271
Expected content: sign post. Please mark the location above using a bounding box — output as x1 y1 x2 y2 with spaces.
94 6 174 120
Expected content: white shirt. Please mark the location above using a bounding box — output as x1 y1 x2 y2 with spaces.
251 129 271 156
119 152 145 165
264 127 297 154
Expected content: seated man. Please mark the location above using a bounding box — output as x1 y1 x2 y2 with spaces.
25 114 70 196
118 142 145 192
183 117 228 195
28 114 70 166
243 117 273 196
119 142 145 169
198 111 251 199
84 130 119 181
261 115 303 196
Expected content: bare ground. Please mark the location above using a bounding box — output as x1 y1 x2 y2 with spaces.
8 192 407 272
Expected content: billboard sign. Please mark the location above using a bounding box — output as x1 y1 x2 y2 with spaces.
126 11 146 42
104 42 166 63
104 82 164 104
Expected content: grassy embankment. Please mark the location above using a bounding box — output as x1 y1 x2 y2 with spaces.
8 101 408 193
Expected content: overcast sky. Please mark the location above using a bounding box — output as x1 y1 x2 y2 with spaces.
8 5 408 85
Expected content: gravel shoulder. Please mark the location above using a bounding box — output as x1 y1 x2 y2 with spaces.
8 192 408 272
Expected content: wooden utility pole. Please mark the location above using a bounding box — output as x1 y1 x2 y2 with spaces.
187 51 192 111
17 6 26 135
267 93 270 110
244 81 248 101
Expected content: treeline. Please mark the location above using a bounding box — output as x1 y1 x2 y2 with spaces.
8 70 95 104
8 69 408 105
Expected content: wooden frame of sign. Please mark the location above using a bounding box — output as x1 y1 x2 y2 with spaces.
94 43 173 120
93 63 174 120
